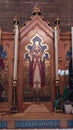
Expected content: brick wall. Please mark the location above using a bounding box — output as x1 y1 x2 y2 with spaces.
0 0 73 32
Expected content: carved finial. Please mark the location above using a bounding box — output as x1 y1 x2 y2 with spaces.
47 21 50 26
29 16 33 21
13 16 19 25
24 21 28 26
32 3 41 15
42 16 44 20
55 17 60 25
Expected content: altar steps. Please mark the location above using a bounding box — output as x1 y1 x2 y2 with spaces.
0 103 73 128
23 103 52 119
22 103 72 120
1 103 73 120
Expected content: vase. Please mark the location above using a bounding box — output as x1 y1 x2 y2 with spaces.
64 104 72 114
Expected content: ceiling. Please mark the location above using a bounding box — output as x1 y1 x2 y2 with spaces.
0 0 73 32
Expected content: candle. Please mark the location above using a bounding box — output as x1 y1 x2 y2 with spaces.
13 24 19 80
71 27 73 70
54 26 59 80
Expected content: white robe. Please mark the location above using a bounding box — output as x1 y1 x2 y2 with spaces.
33 58 41 88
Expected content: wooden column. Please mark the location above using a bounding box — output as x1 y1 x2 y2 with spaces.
0 26 1 44
71 27 73 89
71 27 73 70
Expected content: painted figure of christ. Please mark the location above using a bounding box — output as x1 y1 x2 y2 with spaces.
25 35 49 88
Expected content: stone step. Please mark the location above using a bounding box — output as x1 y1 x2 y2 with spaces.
1 103 73 121
24 103 49 113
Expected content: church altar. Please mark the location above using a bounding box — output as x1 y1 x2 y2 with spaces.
0 5 73 129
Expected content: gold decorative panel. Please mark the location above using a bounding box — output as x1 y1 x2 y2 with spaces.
0 44 8 102
23 34 51 102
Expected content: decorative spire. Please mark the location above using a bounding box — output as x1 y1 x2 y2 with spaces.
29 16 33 21
13 16 19 25
32 3 41 15
42 16 44 20
47 21 50 26
55 17 60 25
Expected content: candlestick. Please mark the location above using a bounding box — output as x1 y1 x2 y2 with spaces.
54 26 59 80
13 21 19 80
11 17 19 113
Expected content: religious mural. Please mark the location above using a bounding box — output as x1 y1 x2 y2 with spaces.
0 44 8 102
23 34 51 102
